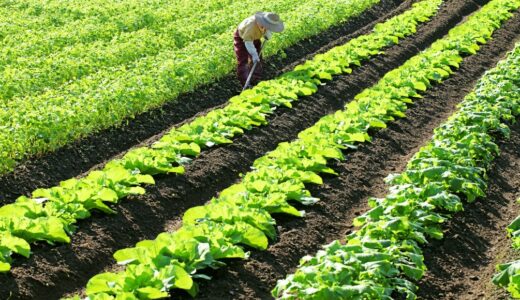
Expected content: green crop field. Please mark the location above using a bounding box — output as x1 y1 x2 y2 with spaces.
0 0 519 299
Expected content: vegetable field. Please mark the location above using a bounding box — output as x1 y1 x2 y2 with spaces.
0 0 519 299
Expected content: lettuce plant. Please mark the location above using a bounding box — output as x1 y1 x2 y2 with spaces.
494 198 520 297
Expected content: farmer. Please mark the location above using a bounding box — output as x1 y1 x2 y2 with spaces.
234 12 285 87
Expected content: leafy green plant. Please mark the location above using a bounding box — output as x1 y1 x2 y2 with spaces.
64 1 520 298
494 260 520 298
0 0 444 272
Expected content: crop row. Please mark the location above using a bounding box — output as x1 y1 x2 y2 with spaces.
1 0 306 101
274 18 520 300
63 1 519 298
0 0 443 274
0 0 171 40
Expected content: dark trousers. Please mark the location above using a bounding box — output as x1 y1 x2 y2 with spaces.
233 29 263 86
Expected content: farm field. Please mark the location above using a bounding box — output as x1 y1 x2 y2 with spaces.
0 0 520 299
0 0 383 175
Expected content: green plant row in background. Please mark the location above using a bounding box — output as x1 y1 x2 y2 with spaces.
493 196 520 296
63 1 516 298
0 0 235 56
0 0 382 173
274 16 520 300
0 0 444 273
0 0 309 101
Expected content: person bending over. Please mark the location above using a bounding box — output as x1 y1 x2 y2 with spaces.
234 12 285 87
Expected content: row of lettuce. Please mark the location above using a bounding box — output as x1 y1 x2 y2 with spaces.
494 205 520 298
0 0 444 273
0 0 384 174
62 1 520 298
275 22 520 300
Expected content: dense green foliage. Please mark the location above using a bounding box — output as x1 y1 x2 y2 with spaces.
0 0 444 274
61 1 520 298
0 0 382 173
274 7 520 300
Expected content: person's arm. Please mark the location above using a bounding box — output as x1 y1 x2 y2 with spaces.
264 30 272 40
244 41 260 63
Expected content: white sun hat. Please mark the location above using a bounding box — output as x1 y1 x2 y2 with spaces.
255 12 285 33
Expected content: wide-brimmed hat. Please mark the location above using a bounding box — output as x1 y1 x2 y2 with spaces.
255 12 284 33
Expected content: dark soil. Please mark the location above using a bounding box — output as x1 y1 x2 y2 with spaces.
417 120 520 300
1 0 519 299
0 0 406 204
